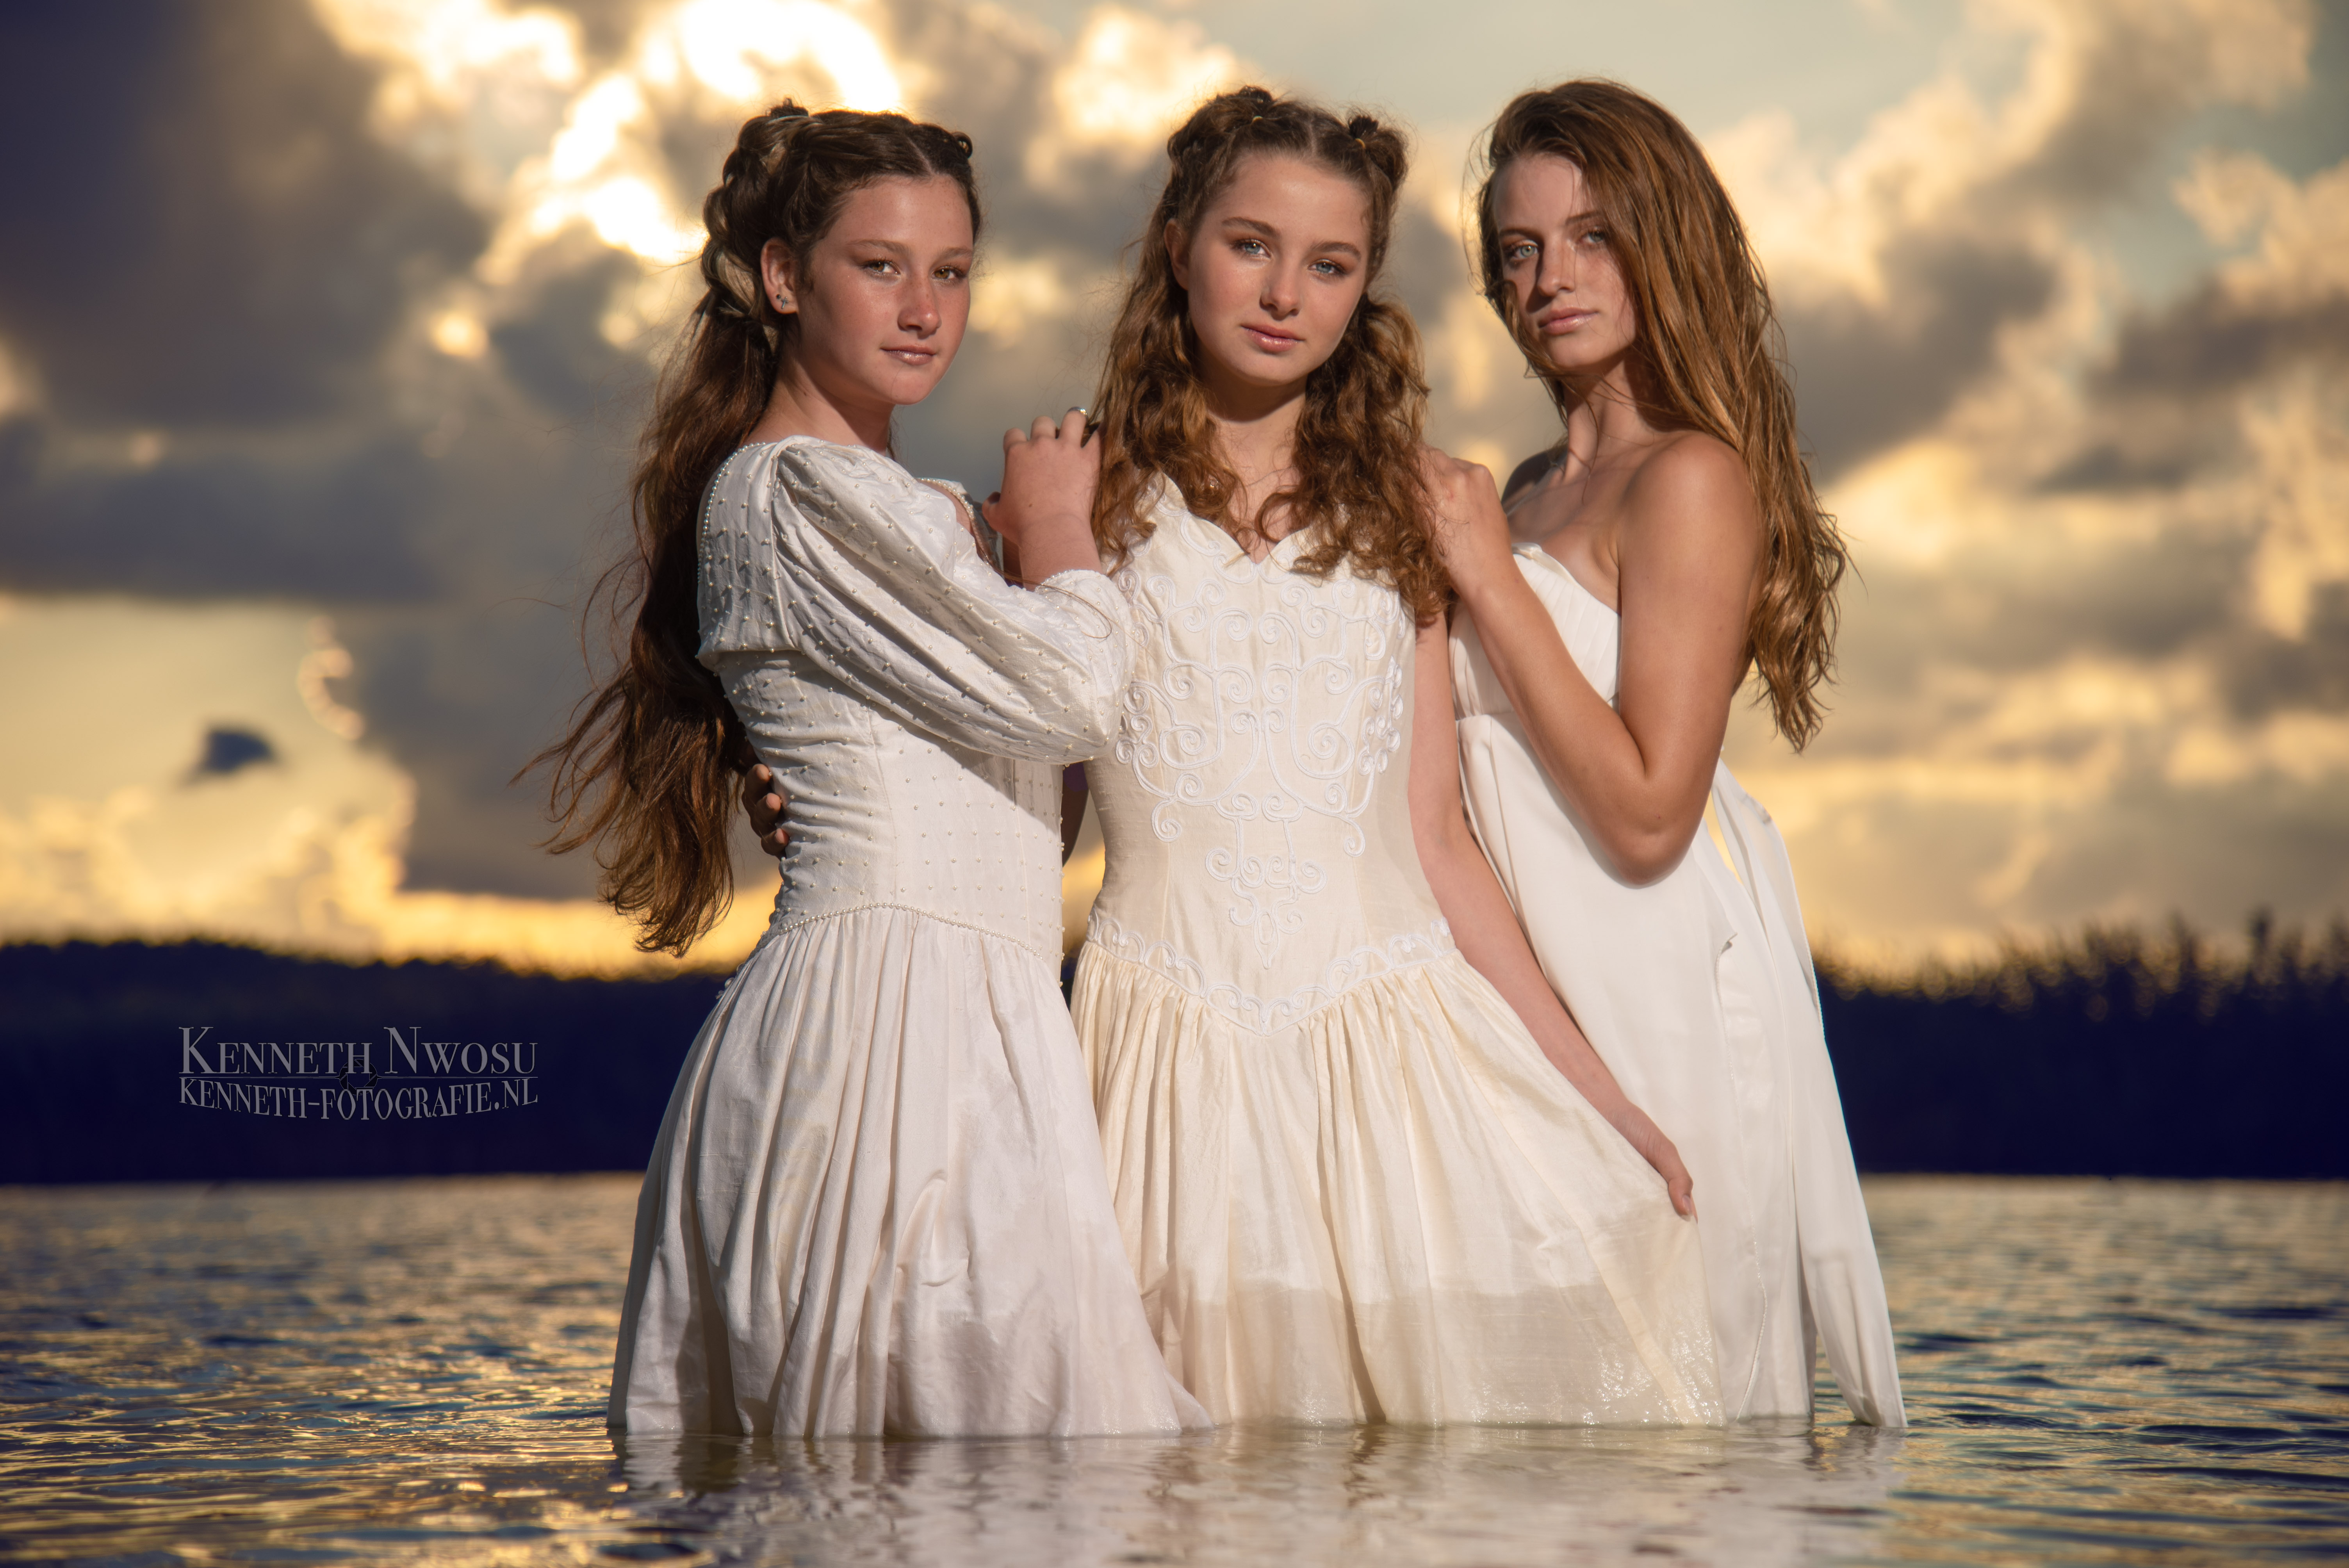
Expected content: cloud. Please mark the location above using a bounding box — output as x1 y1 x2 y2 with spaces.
1021 6 1239 192
0 0 2341 968
0 596 771 974
0 0 486 429
1697 0 2317 483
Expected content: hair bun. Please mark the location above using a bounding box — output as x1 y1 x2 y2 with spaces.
1346 114 1377 140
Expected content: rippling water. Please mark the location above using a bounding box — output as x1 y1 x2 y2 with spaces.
2 1175 2342 1566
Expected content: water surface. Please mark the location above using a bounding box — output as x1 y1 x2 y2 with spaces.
3 1175 2342 1565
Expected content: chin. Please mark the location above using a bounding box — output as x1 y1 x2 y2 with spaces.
870 367 948 406
1543 345 1624 378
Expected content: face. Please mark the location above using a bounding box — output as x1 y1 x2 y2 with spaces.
1168 153 1372 398
761 175 973 412
1492 153 1636 377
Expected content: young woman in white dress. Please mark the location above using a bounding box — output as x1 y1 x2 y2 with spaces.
1064 89 1719 1426
747 90 1722 1427
1430 82 1905 1425
541 103 1204 1438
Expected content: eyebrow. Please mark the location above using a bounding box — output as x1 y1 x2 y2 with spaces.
1499 209 1608 240
844 239 975 260
1220 215 1363 259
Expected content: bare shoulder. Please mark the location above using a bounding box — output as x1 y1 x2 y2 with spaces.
1501 449 1557 505
1622 431 1757 545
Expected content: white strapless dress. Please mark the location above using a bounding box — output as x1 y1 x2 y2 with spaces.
1450 542 1904 1425
1071 494 1722 1427
608 436 1206 1438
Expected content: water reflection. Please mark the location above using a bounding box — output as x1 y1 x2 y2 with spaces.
613 1420 1905 1565
1 1175 2342 1566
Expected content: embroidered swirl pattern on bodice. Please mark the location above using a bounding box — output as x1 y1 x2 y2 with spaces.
1084 494 1456 1033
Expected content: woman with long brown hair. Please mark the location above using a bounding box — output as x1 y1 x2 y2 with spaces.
1064 87 1720 1425
544 102 1202 1438
1435 80 1905 1424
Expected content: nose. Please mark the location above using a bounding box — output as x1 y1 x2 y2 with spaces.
1538 241 1575 300
1260 262 1300 319
901 276 940 335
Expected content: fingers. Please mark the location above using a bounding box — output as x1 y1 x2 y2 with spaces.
1006 410 1095 453
1666 1154 1697 1219
748 789 783 832
1636 1122 1697 1220
743 762 791 860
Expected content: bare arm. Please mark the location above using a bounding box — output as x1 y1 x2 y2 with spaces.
1405 614 1695 1217
1433 440 1761 884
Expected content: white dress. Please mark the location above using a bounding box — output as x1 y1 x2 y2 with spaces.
609 436 1206 1438
1071 492 1723 1427
1450 542 1905 1426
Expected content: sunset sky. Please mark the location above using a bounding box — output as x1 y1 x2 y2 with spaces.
1 0 2343 973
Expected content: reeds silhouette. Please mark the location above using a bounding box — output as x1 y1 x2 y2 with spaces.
1 923 2340 1182
1819 913 2349 1178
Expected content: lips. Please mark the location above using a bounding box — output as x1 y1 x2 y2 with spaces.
883 345 938 364
1539 309 1596 333
1241 323 1302 351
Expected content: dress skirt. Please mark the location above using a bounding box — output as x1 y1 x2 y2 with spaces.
1074 941 1722 1428
611 905 1208 1437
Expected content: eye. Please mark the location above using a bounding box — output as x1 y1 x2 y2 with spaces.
1503 240 1537 264
861 258 901 278
934 263 968 283
1579 227 1611 248
1308 257 1351 278
1233 237 1270 258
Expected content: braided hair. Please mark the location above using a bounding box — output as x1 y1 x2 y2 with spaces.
1089 86 1448 625
535 103 982 956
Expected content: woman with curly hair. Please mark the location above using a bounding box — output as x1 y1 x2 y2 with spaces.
1435 80 1904 1425
750 87 1725 1426
1067 88 1720 1426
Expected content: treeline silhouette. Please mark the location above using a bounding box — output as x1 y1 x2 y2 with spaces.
1819 913 2347 1179
0 940 726 1185
1 919 2341 1184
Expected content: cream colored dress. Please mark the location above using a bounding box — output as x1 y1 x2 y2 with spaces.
1451 542 1905 1426
1071 491 1722 1426
610 436 1206 1438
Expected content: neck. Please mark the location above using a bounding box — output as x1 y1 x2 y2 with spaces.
1199 363 1305 488
749 360 894 452
1555 355 1655 472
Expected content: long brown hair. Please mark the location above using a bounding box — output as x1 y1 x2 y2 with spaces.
1472 80 1848 748
533 103 982 956
1091 87 1448 625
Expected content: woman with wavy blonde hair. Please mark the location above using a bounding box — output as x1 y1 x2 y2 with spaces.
1434 79 1905 1424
